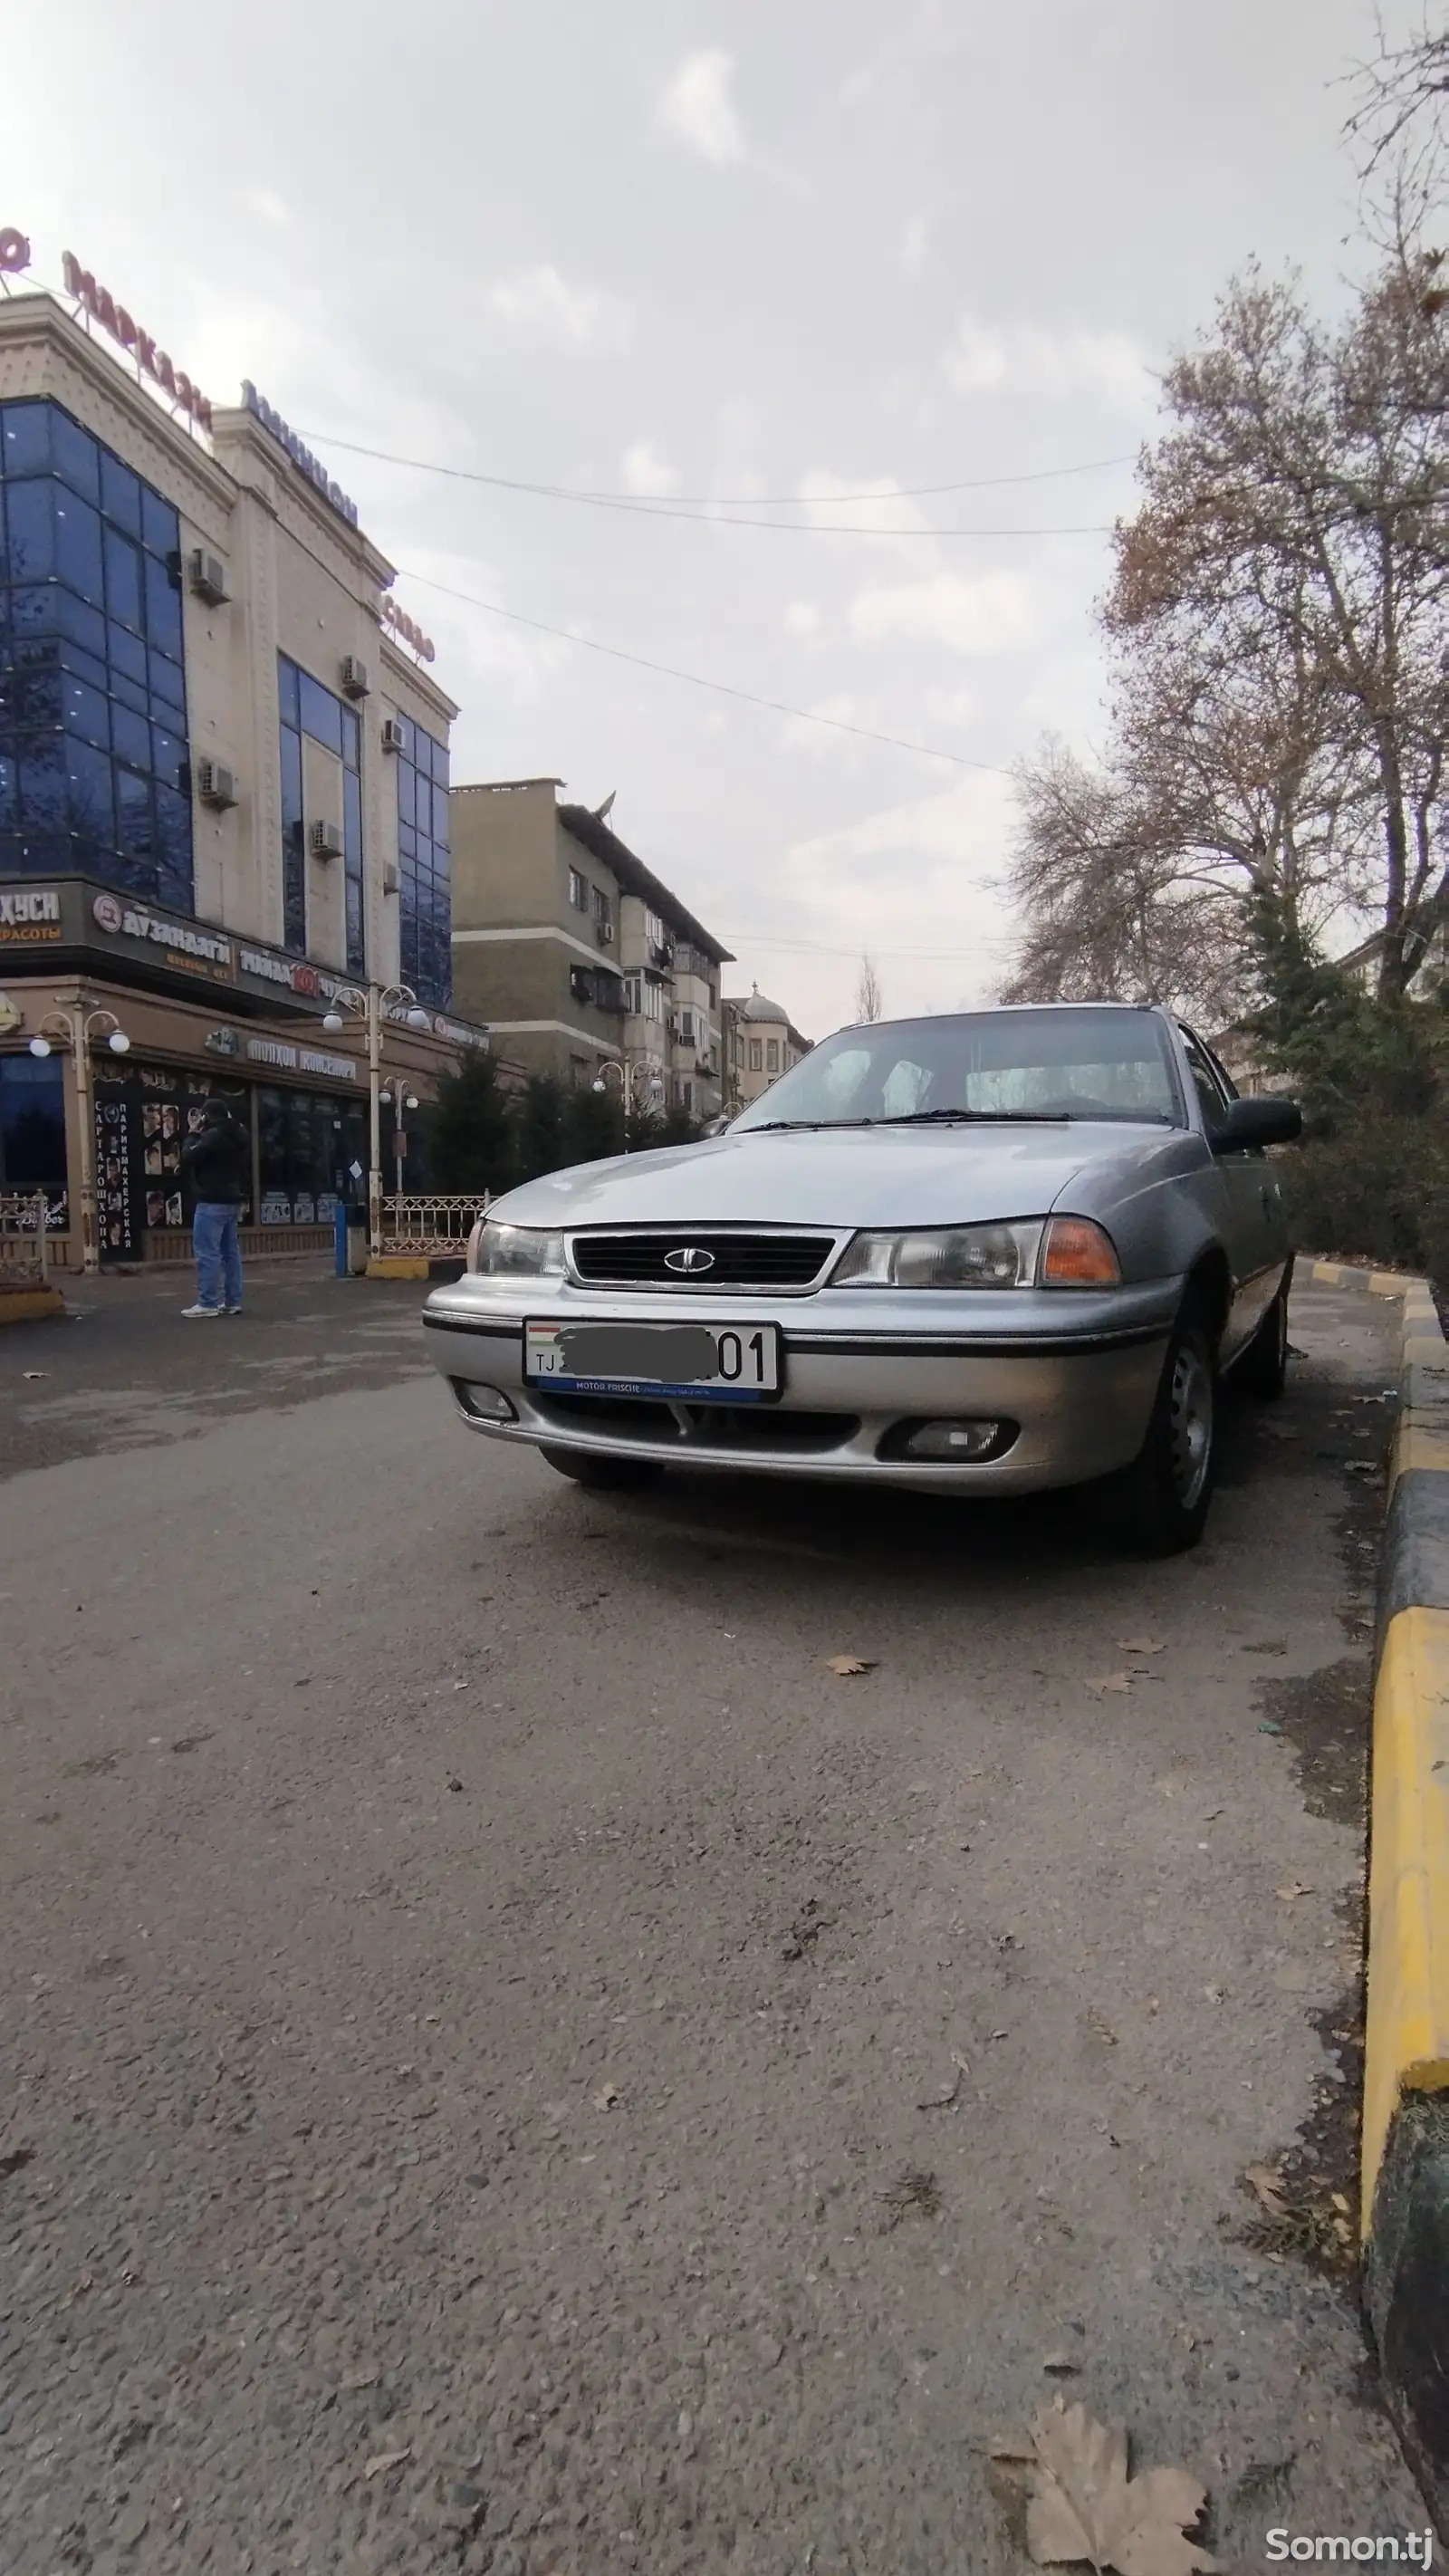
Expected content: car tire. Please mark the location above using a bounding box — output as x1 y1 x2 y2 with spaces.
1232 1268 1291 1401
540 1446 665 1492
1115 1312 1217 1556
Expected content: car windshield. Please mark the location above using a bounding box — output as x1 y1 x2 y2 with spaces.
732 1006 1183 1130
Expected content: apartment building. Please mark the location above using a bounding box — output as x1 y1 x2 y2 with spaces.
0 254 479 1266
723 984 811 1109
450 779 733 1115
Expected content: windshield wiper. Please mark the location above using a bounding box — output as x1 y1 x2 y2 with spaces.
877 1109 1070 1125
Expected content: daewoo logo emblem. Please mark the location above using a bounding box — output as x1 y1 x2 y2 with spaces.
665 1245 715 1275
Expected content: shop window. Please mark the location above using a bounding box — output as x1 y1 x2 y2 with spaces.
0 398 193 908
0 1053 66 1193
256 1083 366 1224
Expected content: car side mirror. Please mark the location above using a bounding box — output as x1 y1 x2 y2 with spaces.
1213 1095 1303 1153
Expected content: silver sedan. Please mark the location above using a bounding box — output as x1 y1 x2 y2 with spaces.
421 1004 1301 1552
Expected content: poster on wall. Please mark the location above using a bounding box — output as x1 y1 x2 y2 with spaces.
95 1069 249 1261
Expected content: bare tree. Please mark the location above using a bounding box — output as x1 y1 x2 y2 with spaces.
1001 741 1246 1023
1107 250 1448 1002
855 953 883 1022
1345 12 1448 200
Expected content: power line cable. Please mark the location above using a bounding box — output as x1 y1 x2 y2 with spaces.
299 428 1130 533
397 565 1017 774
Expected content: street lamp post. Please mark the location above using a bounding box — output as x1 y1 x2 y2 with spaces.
321 982 431 1255
27 1002 132 1275
378 1082 420 1200
591 1055 666 1145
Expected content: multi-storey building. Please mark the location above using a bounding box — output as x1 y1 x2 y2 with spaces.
0 256 481 1266
449 778 733 1116
722 985 811 1109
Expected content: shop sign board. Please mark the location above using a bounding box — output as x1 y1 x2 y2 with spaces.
0 876 367 1014
245 1038 360 1081
0 887 62 940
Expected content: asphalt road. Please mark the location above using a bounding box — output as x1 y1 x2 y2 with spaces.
0 1263 1427 2573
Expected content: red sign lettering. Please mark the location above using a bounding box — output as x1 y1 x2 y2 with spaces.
0 226 29 273
62 248 212 430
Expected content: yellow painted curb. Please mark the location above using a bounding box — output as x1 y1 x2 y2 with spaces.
0 1286 64 1324
1362 1603 1449 2230
1312 1260 1346 1283
1370 1273 1413 1299
366 1256 430 1280
1389 1420 1449 1499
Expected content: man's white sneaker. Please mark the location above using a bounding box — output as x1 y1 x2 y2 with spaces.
181 1303 221 1318
222 1304 244 1315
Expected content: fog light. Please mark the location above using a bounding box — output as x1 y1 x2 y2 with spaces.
459 1381 516 1421
904 1418 1006 1460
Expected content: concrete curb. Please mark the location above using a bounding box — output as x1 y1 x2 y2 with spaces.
0 1285 65 1325
1361 1274 1449 2531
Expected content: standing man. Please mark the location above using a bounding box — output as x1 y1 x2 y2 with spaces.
180 1099 248 1318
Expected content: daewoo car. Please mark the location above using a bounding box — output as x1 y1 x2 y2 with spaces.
421 1004 1301 1553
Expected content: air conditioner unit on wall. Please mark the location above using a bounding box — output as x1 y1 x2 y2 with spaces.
189 548 229 605
341 655 370 698
197 760 238 810
380 716 407 754
310 819 342 859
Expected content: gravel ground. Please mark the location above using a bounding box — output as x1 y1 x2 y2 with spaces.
0 1264 1426 2572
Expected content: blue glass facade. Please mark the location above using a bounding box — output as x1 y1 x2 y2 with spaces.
277 651 364 975
0 399 193 908
394 714 449 1006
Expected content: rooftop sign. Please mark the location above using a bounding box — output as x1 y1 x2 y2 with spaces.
0 226 30 274
380 594 436 664
241 382 360 528
62 251 212 429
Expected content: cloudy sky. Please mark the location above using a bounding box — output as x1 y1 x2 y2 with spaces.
1 0 1413 1035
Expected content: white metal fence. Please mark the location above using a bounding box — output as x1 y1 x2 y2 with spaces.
376 1193 491 1259
0 1193 51 1290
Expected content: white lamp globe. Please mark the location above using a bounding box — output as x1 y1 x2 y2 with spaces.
107 1030 130 1053
28 1036 52 1058
321 1010 345 1033
406 1006 430 1032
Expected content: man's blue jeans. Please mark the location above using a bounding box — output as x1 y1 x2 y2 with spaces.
193 1202 243 1311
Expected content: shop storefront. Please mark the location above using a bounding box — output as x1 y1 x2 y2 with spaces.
0 874 489 1267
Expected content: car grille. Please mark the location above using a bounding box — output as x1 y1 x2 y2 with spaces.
569 1231 836 1291
535 1392 859 1453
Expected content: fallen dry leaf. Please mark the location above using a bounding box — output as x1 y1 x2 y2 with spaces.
1274 1882 1312 1902
1243 2161 1290 2219
1116 1637 1166 1656
22 1370 46 1380
823 1654 876 1677
364 2446 412 2479
341 2367 379 2391
916 2052 970 2110
1025 2402 1221 2574
591 2081 619 2111
1084 1673 1132 1696
989 2434 1040 2462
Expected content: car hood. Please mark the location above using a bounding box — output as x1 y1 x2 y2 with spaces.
485 1123 1177 1230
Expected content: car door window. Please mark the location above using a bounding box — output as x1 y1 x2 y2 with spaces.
1178 1028 1233 1139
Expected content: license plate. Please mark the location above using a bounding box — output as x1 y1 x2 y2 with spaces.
524 1318 782 1401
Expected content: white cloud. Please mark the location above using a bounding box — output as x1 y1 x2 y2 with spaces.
900 215 931 278
784 600 821 636
944 314 1151 409
849 569 1035 657
621 440 679 496
485 264 630 353
241 187 290 228
657 49 744 166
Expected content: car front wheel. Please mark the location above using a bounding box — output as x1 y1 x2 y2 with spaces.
1115 1316 1217 1556
540 1446 664 1492
1233 1273 1291 1400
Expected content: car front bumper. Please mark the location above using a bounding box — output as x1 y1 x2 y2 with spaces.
420 1275 1182 1495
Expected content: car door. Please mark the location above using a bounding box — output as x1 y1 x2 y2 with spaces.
1177 1026 1283 1360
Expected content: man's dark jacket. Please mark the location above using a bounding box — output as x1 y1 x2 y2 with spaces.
181 1115 248 1205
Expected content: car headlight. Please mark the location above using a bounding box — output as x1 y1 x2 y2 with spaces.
833 1221 1043 1287
470 1221 565 1278
831 1216 1121 1289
